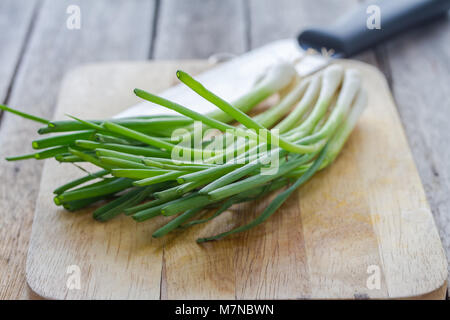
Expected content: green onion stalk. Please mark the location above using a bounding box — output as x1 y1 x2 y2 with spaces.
0 62 367 242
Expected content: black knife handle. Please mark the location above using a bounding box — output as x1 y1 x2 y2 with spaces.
298 0 450 57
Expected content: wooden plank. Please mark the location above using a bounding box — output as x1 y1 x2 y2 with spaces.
348 60 446 298
153 0 247 59
27 62 207 299
247 0 356 49
384 17 450 296
0 0 155 299
247 0 388 81
25 60 447 299
152 0 248 299
2 0 447 300
0 0 38 103
241 0 386 299
245 0 447 298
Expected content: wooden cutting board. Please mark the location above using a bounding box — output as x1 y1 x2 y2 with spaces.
26 60 447 299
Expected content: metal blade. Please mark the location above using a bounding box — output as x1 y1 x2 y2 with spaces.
117 39 329 118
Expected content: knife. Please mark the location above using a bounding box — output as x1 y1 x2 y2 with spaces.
118 0 450 118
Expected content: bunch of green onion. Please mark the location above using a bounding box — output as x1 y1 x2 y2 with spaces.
1 62 367 242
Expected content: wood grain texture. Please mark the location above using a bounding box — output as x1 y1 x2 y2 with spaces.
0 0 155 299
247 0 449 298
247 0 356 49
153 0 248 59
26 60 447 299
27 62 211 299
244 0 384 299
0 0 39 102
1 0 448 300
247 0 388 85
385 16 450 296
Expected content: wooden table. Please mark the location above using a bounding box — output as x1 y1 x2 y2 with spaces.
0 0 448 299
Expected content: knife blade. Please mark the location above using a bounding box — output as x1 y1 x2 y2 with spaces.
117 39 320 118
118 0 450 119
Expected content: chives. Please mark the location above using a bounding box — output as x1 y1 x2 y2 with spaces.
54 178 133 204
0 104 52 126
53 169 109 195
1 63 366 242
32 131 95 149
133 171 186 187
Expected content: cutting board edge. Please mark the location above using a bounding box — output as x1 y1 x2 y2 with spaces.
340 59 448 298
25 59 448 300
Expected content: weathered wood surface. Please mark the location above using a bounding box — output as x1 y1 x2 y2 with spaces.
0 0 39 103
26 62 204 299
0 0 449 299
385 17 450 297
26 60 447 299
153 0 248 59
0 0 155 299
